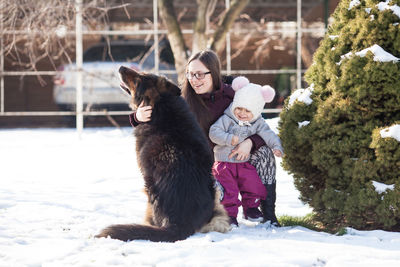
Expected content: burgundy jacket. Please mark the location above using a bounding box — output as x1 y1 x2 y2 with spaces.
129 83 265 150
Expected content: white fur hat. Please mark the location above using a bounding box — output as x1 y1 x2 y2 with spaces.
231 76 276 122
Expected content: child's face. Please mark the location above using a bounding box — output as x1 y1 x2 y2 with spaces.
234 107 254 122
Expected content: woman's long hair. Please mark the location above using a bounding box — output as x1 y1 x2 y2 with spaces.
181 50 222 133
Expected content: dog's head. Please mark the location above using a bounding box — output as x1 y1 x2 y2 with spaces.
119 66 181 110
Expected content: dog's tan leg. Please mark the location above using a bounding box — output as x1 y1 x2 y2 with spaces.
143 189 155 226
143 201 155 225
199 190 231 233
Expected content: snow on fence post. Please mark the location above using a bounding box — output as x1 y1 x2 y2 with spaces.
75 0 84 137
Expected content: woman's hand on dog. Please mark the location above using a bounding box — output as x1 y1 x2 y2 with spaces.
229 138 252 161
136 101 152 122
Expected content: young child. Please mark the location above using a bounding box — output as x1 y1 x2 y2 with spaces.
209 76 283 226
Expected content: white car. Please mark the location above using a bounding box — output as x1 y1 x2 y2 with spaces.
53 40 176 111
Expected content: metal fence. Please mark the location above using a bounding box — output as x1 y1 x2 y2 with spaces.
0 0 324 136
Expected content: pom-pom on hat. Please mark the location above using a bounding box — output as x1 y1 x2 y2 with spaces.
231 76 276 122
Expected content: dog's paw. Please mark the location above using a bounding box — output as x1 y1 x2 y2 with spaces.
199 213 232 233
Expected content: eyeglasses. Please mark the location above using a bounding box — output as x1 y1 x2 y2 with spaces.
185 71 211 80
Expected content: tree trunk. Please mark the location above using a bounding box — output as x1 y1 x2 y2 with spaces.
158 0 189 83
192 0 217 54
158 0 250 81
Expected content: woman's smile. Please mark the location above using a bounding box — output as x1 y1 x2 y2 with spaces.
187 59 213 94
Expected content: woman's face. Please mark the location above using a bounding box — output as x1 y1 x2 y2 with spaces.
187 59 213 94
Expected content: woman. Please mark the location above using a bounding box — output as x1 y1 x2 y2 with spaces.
130 50 280 226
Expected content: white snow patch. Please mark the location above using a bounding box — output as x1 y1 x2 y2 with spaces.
377 1 400 19
329 35 339 40
298 121 310 128
1 123 400 266
365 8 372 14
348 0 361 10
372 181 395 194
288 84 314 107
340 44 400 64
380 124 400 141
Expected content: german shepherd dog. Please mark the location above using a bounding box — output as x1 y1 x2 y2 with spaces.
96 66 230 242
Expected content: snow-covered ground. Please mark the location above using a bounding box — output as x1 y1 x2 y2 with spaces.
1 118 400 267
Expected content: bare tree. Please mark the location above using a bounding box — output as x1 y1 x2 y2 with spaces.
0 0 126 73
158 0 250 81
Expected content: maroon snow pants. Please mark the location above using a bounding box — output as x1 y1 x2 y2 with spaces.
212 161 267 218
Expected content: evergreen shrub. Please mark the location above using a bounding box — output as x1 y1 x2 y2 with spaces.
279 0 400 230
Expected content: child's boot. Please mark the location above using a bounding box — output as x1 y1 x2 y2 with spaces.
229 216 239 226
243 207 264 222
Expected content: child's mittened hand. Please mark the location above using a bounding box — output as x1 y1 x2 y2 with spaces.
231 136 239 146
273 149 282 157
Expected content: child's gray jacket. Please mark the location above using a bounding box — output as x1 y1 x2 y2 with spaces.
209 103 283 163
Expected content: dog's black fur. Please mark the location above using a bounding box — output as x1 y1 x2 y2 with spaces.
96 66 230 242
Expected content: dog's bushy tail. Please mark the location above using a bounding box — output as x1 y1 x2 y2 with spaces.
96 224 193 242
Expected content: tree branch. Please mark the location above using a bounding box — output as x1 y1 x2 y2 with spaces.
209 0 250 54
1 0 123 71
